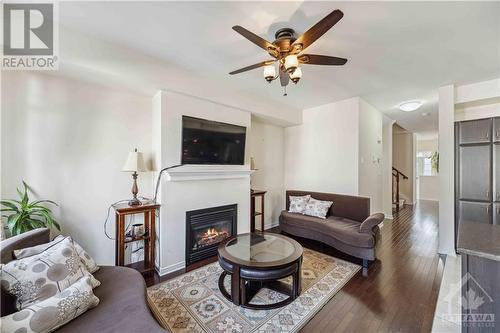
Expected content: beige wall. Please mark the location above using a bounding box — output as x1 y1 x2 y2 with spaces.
249 119 285 229
392 125 415 204
416 138 439 201
417 139 438 152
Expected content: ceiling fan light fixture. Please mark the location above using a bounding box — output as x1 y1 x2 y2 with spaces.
290 67 302 84
263 65 276 82
398 100 423 112
284 55 299 73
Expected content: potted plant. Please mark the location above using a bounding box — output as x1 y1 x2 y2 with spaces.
431 151 439 173
1 181 60 236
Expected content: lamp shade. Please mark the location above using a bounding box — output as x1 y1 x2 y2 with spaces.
122 150 147 172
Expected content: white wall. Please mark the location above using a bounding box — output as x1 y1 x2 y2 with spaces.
438 85 456 255
284 97 385 214
358 99 383 213
152 91 251 275
249 119 285 229
284 97 360 195
455 99 500 121
382 117 395 219
1 71 153 265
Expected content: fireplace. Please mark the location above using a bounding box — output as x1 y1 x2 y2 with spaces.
186 204 237 266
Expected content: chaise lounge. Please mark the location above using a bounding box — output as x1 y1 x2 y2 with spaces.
279 190 385 268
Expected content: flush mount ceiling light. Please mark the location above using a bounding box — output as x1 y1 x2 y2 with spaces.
229 9 348 96
398 100 423 112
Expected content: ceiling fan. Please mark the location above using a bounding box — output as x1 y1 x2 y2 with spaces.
229 9 347 96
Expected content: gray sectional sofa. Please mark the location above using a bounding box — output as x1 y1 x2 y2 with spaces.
279 190 385 268
0 228 165 332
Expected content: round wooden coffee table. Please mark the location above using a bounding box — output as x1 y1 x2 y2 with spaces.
217 232 303 309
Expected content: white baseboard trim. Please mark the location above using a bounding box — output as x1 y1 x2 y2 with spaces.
385 214 393 220
264 221 280 230
157 261 185 276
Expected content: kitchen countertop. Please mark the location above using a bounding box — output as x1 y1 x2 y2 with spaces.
457 221 500 262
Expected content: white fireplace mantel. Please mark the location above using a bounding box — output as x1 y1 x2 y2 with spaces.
166 165 252 181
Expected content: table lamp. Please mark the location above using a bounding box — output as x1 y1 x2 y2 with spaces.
122 148 147 206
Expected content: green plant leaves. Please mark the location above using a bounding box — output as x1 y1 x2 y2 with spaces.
1 181 59 236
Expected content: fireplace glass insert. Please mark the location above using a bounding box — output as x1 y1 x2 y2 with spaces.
186 204 237 266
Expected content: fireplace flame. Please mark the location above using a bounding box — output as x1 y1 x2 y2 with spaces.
194 227 230 249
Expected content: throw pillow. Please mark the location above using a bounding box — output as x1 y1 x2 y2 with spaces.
1 237 99 310
14 235 99 274
0 276 99 333
303 198 333 219
288 195 311 213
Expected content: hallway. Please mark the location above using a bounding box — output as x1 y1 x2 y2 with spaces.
298 200 443 332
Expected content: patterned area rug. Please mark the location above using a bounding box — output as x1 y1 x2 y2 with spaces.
147 248 360 333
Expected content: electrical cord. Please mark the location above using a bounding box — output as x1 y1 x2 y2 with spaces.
153 164 183 202
103 165 182 240
103 199 129 240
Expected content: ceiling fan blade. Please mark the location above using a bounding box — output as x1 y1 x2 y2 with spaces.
280 67 289 87
229 60 275 75
233 26 278 54
291 9 344 53
299 54 347 65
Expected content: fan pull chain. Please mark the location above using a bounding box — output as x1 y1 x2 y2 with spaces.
283 86 287 96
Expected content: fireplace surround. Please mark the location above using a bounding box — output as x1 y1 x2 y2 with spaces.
186 204 237 266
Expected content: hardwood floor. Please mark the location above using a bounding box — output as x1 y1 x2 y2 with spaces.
297 200 444 333
147 200 444 333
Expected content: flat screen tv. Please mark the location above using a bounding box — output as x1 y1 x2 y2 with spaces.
182 116 246 165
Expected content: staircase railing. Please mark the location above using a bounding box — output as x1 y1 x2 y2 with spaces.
392 167 408 212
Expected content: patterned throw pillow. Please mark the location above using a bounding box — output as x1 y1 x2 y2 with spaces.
14 235 99 274
303 198 333 219
288 195 311 213
1 237 99 310
0 276 99 333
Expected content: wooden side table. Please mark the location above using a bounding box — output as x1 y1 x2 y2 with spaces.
114 203 159 276
250 190 266 232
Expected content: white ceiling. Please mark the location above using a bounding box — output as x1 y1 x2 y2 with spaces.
59 1 500 132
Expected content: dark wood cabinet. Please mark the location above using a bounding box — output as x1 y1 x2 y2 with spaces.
459 201 492 225
114 203 159 275
459 118 492 144
494 203 500 226
495 144 500 202
459 145 491 201
250 190 266 232
456 117 498 246
458 222 500 333
493 117 500 142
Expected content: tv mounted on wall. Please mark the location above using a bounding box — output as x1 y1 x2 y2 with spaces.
181 116 246 165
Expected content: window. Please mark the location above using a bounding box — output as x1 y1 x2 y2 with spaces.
417 151 437 176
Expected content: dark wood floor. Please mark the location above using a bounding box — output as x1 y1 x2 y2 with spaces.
147 201 444 333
